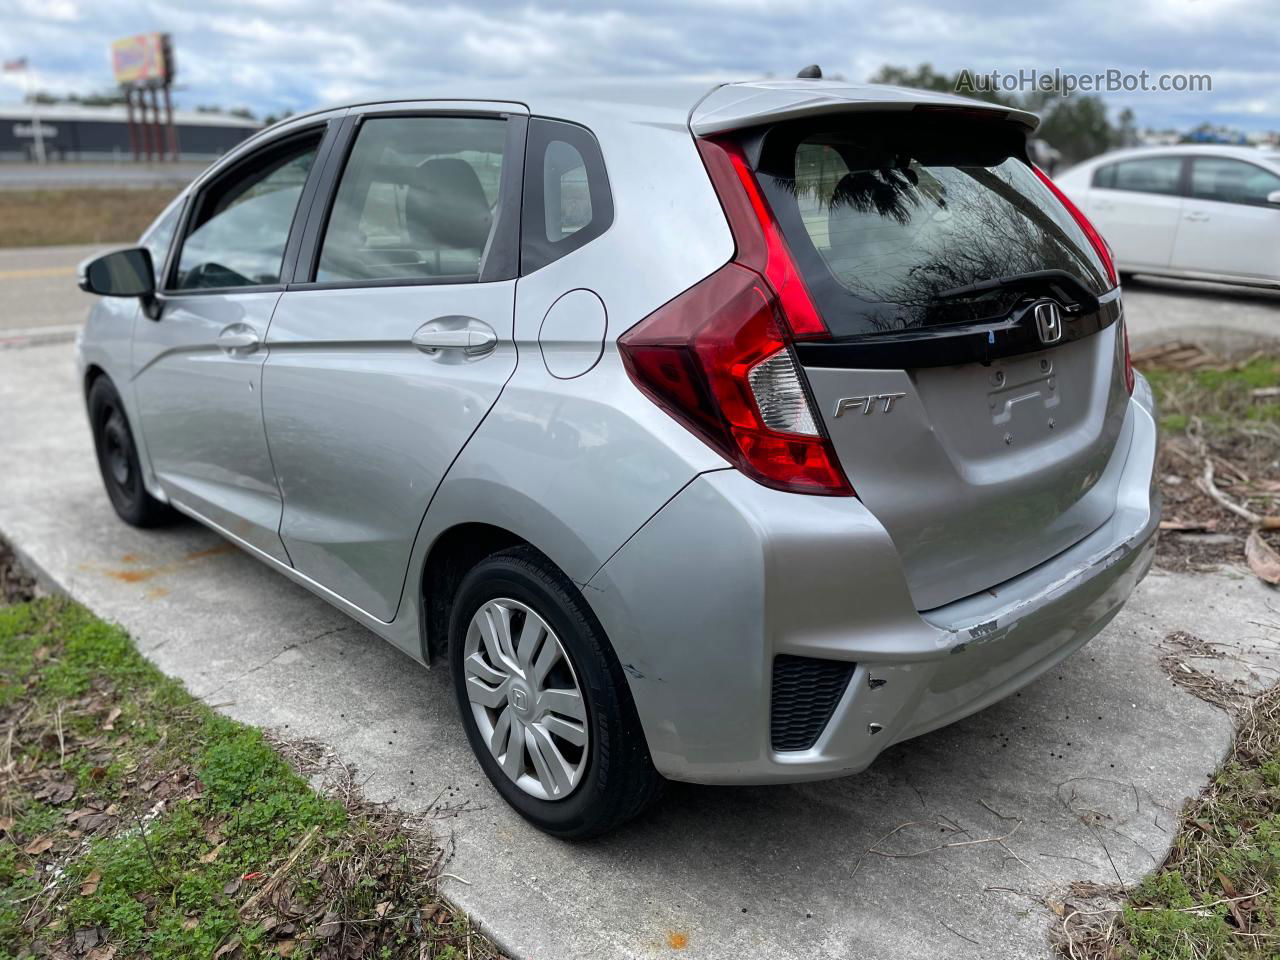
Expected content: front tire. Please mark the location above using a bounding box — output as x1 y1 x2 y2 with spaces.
87 376 174 528
448 546 663 838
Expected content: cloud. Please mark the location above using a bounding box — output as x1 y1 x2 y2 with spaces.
0 0 1275 131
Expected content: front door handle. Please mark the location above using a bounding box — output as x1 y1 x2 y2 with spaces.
411 316 498 358
1183 211 1210 222
216 324 260 355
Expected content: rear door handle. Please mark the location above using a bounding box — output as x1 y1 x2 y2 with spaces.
216 324 260 355
1184 211 1210 222
411 316 498 358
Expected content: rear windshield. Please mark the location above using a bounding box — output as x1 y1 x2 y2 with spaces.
754 115 1110 340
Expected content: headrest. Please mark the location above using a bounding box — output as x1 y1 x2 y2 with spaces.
405 158 493 250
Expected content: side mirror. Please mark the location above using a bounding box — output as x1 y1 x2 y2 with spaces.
1268 190 1280 206
78 247 155 298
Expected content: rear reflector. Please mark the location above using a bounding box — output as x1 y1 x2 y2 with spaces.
618 264 852 496
1032 165 1119 289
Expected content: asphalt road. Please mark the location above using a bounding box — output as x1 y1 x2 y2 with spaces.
1 243 1276 349
3 341 1280 960
0 161 205 190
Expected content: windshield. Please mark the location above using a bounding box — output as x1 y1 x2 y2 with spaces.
756 115 1110 340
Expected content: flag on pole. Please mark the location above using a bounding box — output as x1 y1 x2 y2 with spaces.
3 57 28 72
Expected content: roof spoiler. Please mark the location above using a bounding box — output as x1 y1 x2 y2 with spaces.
690 81 1039 137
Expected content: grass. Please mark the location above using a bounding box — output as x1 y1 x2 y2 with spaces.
0 587 502 959
1135 348 1280 570
1057 684 1280 959
0 188 178 247
1142 355 1280 436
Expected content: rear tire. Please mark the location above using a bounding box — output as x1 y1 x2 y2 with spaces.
87 376 174 528
448 546 663 838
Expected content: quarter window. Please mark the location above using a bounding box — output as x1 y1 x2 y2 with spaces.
521 118 613 274
316 116 509 283
173 134 320 290
1096 156 1183 196
544 140 591 241
1189 157 1280 206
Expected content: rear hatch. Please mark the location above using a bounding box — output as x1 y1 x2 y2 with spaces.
716 96 1129 610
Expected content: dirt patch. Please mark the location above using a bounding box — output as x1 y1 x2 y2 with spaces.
0 540 37 604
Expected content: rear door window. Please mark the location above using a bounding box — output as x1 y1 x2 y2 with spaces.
316 115 511 284
757 115 1109 339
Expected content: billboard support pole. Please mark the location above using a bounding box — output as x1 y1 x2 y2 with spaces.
149 85 163 161
124 86 140 162
139 87 151 162
163 83 179 162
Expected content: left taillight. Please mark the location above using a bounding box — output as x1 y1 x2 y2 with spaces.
618 262 852 496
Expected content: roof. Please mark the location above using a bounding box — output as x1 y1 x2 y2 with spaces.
690 79 1039 134
269 76 1039 136
0 102 261 128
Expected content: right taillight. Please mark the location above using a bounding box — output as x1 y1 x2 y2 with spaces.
618 263 852 496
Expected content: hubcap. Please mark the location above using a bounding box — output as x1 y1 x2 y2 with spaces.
103 412 133 490
463 598 589 801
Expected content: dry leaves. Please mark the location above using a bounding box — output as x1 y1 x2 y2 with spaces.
1246 529 1280 585
23 835 53 856
199 841 228 864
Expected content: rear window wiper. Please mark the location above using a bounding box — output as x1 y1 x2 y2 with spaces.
932 269 1101 316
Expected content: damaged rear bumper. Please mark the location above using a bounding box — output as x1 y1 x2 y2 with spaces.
586 375 1160 785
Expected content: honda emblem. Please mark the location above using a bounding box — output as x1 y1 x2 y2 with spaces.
1034 301 1063 345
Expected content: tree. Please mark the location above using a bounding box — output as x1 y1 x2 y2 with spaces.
1116 108 1139 148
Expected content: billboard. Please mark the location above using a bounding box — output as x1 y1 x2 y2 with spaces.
111 33 173 87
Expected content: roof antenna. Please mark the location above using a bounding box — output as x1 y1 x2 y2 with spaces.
796 64 822 79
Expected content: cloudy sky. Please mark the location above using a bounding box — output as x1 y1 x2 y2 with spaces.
2 0 1276 132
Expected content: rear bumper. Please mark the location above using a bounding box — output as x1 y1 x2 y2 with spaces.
586 375 1160 785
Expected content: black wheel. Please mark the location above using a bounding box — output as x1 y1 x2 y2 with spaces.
449 546 663 838
87 376 174 528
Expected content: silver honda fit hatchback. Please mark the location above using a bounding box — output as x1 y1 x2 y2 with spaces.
76 77 1160 838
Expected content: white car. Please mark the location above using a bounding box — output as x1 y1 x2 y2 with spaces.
1055 145 1280 289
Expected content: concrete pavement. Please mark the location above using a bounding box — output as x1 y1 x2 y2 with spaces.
2 339 1278 959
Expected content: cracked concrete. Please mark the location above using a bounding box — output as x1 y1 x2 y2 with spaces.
2 340 1279 960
